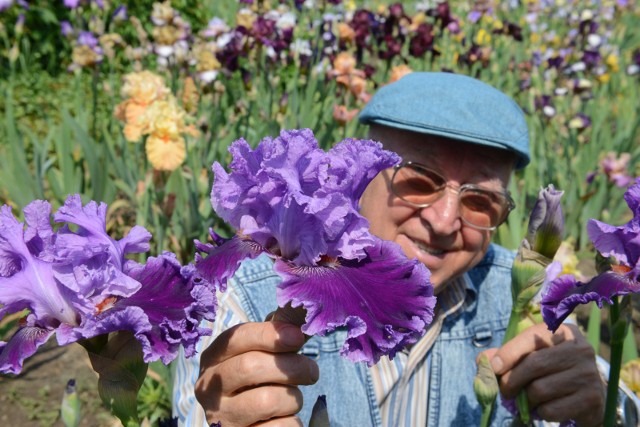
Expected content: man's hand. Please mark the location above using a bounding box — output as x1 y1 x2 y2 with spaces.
483 323 605 427
195 321 320 427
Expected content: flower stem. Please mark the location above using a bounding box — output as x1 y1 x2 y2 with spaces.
503 313 520 345
604 296 625 427
479 402 494 427
503 309 531 424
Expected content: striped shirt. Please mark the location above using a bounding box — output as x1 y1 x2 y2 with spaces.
371 276 468 426
172 275 470 426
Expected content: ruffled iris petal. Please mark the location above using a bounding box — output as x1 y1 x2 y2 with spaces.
0 205 79 325
23 200 55 259
624 177 640 215
274 239 435 366
587 219 640 267
69 253 217 364
541 272 640 332
0 205 30 277
195 233 265 291
587 178 640 266
211 129 401 265
323 138 401 202
54 195 151 266
54 195 115 258
0 324 55 374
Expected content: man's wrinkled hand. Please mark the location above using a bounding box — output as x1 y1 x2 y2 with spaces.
195 321 319 427
482 323 604 427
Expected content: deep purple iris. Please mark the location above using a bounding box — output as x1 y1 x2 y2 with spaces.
409 23 436 58
541 178 640 332
196 129 436 366
0 195 217 374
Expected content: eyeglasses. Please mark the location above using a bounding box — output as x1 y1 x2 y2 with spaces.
390 162 515 231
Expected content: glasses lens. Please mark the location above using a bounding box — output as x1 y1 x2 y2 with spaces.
459 187 510 229
392 164 446 206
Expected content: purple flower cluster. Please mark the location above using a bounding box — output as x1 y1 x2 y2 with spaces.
64 0 103 9
0 0 27 12
0 195 217 374
541 178 640 332
195 129 436 366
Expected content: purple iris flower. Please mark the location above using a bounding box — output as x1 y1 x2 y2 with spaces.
112 5 127 22
468 10 482 23
77 31 98 48
60 20 73 37
409 23 435 58
582 49 601 68
64 0 81 8
0 0 13 12
541 178 640 332
534 95 556 118
0 195 217 374
196 129 436 366
568 113 591 130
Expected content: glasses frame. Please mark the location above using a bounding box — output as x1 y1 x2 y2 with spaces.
390 162 516 231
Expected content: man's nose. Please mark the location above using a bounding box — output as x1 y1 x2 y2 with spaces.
419 189 462 235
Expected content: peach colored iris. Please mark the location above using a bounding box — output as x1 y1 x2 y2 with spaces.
114 71 198 171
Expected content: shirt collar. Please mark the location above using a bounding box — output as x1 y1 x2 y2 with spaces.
437 273 477 319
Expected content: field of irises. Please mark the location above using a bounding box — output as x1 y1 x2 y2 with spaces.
0 0 639 425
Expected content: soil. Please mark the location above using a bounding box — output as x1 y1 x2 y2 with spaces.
0 339 118 427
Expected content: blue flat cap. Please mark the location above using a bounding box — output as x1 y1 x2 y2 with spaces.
359 72 530 169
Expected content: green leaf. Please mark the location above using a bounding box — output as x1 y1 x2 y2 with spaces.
82 332 148 427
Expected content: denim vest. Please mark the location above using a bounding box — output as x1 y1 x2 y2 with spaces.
230 244 515 426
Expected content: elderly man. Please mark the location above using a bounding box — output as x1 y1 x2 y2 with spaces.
173 72 609 426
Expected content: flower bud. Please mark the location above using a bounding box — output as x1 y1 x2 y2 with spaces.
61 379 80 427
309 395 330 427
526 184 564 259
474 354 499 408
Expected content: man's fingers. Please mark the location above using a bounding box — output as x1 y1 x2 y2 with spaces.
534 385 604 427
525 367 598 407
200 322 305 367
218 350 319 394
497 343 587 398
490 324 579 375
254 416 304 427
212 384 304 427
477 348 498 365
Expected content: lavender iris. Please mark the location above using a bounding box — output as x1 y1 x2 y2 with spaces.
196 128 437 366
0 195 217 374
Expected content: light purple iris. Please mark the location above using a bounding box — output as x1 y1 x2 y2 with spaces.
0 195 217 374
112 5 127 22
77 31 98 48
541 178 640 332
60 20 74 37
196 129 436 366
0 0 13 12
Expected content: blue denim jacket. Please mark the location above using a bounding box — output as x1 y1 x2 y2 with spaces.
230 243 516 426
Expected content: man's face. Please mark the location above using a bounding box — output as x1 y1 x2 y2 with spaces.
359 127 515 292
